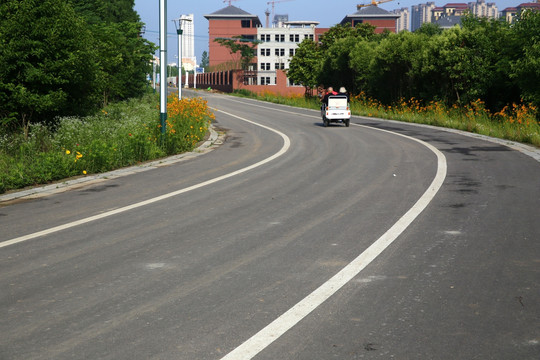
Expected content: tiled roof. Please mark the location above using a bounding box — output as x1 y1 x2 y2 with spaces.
435 15 462 27
204 5 257 19
445 3 468 8
354 5 394 15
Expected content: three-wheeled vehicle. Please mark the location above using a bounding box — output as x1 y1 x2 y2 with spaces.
321 94 351 127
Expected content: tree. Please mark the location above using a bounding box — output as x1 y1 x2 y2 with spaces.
349 40 378 94
200 51 209 71
414 22 443 37
366 31 425 103
287 39 322 96
71 0 140 24
509 10 540 110
72 0 155 106
318 23 376 51
91 21 155 106
214 36 260 70
0 0 98 131
319 37 359 93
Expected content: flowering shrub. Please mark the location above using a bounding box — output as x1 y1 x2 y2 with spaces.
161 95 214 155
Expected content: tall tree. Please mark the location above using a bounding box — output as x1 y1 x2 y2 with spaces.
71 0 140 24
200 51 210 71
0 0 97 130
510 10 540 109
287 39 322 96
71 0 155 106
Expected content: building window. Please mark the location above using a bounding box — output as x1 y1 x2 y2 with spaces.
260 34 271 42
261 63 271 70
274 48 285 56
275 63 285 70
260 77 271 85
260 48 270 56
274 34 285 42
241 20 251 28
289 48 295 56
289 34 299 42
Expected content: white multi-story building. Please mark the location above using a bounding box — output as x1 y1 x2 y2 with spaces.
256 20 318 86
411 2 436 31
393 7 410 31
180 14 196 71
468 0 498 18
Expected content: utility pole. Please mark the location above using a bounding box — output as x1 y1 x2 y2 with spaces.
159 0 167 140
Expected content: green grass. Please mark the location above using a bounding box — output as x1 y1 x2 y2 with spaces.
0 93 214 194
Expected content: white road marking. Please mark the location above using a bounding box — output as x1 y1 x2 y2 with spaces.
220 120 447 360
0 109 291 249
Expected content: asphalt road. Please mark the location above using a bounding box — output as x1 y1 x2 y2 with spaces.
1 90 539 359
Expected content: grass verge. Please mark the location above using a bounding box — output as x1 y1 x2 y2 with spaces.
231 89 540 147
0 93 215 194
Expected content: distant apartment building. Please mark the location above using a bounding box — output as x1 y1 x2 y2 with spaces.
412 0 502 30
204 5 324 87
257 21 318 86
411 2 436 31
179 14 196 71
468 0 498 18
393 7 411 31
501 2 540 23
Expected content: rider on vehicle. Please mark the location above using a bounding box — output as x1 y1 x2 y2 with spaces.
322 87 338 106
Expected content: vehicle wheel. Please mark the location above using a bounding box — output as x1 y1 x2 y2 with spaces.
345 119 350 127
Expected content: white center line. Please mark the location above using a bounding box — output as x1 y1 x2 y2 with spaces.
220 122 447 360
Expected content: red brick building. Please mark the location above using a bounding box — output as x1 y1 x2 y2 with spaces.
340 5 399 33
204 6 261 70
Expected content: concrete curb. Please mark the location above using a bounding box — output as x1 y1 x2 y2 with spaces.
0 126 224 203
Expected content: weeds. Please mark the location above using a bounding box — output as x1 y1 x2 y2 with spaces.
0 93 214 194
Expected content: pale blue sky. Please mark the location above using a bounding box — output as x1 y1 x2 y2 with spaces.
134 0 521 64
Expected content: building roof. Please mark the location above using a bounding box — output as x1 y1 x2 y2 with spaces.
341 4 400 22
444 3 469 8
434 15 462 28
518 2 540 9
283 20 320 27
355 5 397 16
204 5 259 19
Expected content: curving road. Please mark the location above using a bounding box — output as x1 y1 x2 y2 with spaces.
1 91 538 359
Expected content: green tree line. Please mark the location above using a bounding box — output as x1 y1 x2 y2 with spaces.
0 0 156 132
288 11 540 115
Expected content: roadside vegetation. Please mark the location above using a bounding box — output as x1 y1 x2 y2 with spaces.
0 93 214 194
284 11 540 145
0 0 216 195
232 89 540 147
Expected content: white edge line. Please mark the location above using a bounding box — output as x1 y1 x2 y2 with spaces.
0 109 291 249
220 124 447 360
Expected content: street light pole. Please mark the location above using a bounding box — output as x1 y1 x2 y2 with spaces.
177 26 183 99
173 17 192 100
159 0 167 140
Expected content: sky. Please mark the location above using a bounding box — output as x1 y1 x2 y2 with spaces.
133 0 522 65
